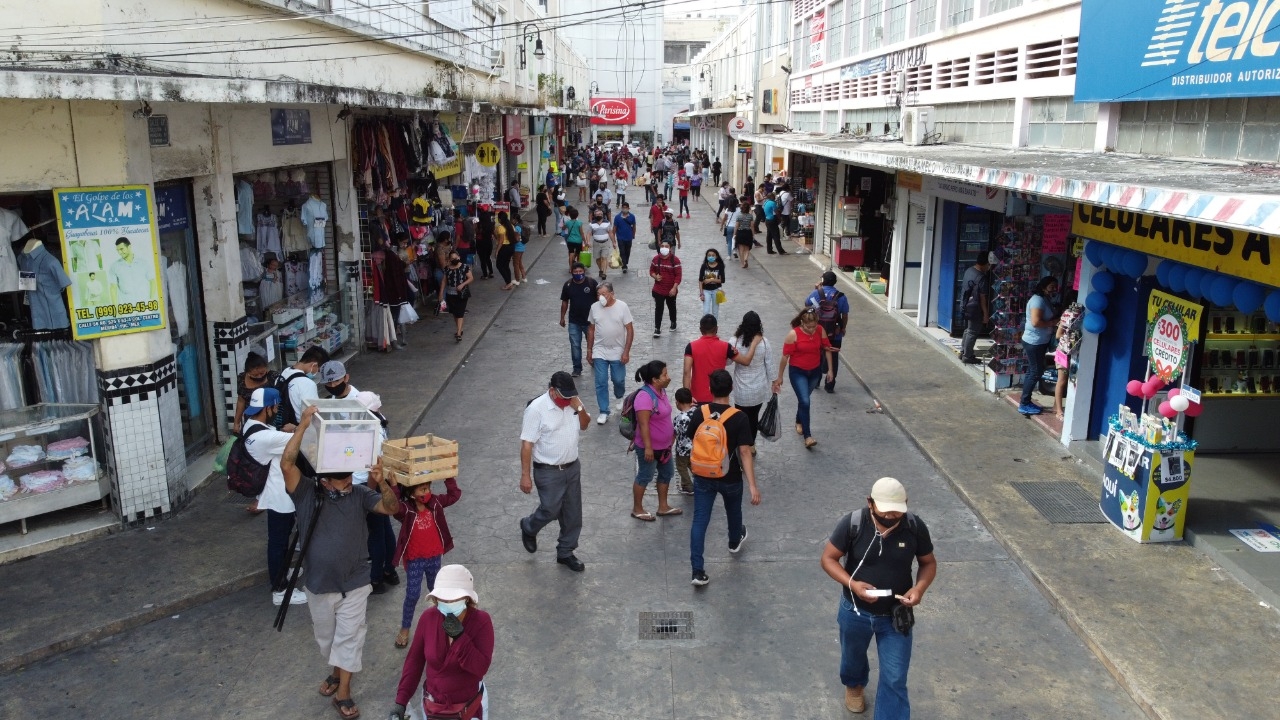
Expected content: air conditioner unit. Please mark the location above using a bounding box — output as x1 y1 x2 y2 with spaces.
486 48 504 68
901 106 933 146
700 98 712 110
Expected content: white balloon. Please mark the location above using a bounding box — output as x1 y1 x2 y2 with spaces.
1169 395 1191 413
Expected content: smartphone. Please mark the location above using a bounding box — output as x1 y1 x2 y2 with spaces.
866 588 893 598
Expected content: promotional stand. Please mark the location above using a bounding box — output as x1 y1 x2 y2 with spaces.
1100 416 1195 543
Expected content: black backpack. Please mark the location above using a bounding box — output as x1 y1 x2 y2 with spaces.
226 424 272 497
817 290 844 336
842 507 920 561
272 371 307 428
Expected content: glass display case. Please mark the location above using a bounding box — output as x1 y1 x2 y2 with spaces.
265 289 353 365
1198 310 1280 396
0 404 106 534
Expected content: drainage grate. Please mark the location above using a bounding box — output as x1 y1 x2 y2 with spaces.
1011 481 1106 524
638 611 694 640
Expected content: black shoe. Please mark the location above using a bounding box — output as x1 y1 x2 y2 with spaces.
778 251 789 255
571 370 582 377
370 581 388 595
670 323 676 330
729 526 748 553
691 570 710 586
520 520 537 553
960 356 981 364
383 570 401 586
767 251 777 255
557 555 586 572
824 382 835 393
653 328 662 337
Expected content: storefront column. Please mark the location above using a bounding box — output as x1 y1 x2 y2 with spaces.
888 188 909 313
70 100 188 523
916 196 938 325
1063 248 1102 445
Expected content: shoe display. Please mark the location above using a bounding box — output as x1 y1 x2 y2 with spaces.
729 526 748 553
691 570 710 586
557 555 586 572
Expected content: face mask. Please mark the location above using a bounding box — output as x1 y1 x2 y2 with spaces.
306 372 318 381
572 272 585 281
706 256 716 263
327 381 348 398
551 393 573 409
437 599 468 617
659 247 670 257
872 510 901 532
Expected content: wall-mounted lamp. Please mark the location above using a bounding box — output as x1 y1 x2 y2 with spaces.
589 81 599 96
780 64 792 74
520 24 544 69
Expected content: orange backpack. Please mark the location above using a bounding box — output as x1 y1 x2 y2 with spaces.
689 405 740 478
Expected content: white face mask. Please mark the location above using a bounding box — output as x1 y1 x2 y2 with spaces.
659 247 671 256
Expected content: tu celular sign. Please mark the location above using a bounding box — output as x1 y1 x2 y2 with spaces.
1146 290 1202 382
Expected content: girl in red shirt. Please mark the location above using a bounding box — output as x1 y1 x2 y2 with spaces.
772 307 835 448
392 477 462 648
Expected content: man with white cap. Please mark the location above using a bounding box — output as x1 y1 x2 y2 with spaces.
820 478 937 716
391 564 493 720
518 371 591 572
240 387 306 607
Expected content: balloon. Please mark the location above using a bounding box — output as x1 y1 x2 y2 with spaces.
1186 401 1204 417
1170 395 1191 413
1184 267 1205 298
1167 387 1180 398
1158 401 1177 419
1151 376 1168 389
1084 241 1105 267
1091 270 1115 294
1155 261 1172 288
1099 244 1117 270
1127 380 1144 397
1122 250 1148 278
1142 380 1161 399
1211 275 1238 307
1168 264 1188 294
1234 282 1266 314
1085 291 1110 313
1200 272 1219 302
1083 311 1107 334
1267 291 1280 323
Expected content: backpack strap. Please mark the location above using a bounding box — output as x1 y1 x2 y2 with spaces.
241 422 269 442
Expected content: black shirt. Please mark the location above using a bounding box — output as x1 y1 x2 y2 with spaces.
682 402 752 482
828 508 934 615
561 277 600 325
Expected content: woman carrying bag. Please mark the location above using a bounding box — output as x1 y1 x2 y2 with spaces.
772 307 835 449
697 249 727 319
442 251 474 342
730 311 775 453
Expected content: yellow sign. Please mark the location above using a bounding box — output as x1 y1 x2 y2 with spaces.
475 142 500 167
1072 203 1278 287
433 156 462 179
1146 289 1202 382
897 171 923 192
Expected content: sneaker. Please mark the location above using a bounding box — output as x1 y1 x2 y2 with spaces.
729 526 748 553
614 398 626 412
597 412 609 425
571 370 582 378
653 328 662 337
677 487 695 495
1018 403 1043 416
691 570 710 586
370 581 388 595
383 570 400 586
273 589 308 606
960 355 981 364
669 323 676 331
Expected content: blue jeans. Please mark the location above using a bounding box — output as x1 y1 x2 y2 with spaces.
838 597 913 719
788 365 822 438
593 358 626 414
634 449 674 487
1020 341 1049 405
567 322 588 373
701 289 720 319
689 477 744 572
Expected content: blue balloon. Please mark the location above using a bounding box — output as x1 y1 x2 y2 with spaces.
1091 270 1115 294
1184 268 1205 299
1122 250 1148 278
1084 241 1105 268
1099 244 1117 270
1083 311 1108 334
1211 275 1238 307
1266 291 1280 322
1155 261 1172 288
1234 282 1266 314
1168 264 1188 293
1085 291 1110 313
1200 272 1219 302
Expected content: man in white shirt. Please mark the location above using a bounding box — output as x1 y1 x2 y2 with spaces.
241 387 307 606
518 372 591 572
779 185 794 239
274 346 329 429
586 282 634 424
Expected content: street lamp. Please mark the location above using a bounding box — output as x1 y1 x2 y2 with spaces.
699 64 714 92
589 81 599 96
520 24 544 69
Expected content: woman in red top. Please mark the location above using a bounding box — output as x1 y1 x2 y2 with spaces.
771 307 835 448
649 239 683 338
391 564 493 720
392 478 462 649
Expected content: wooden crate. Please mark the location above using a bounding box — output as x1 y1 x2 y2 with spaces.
382 434 459 486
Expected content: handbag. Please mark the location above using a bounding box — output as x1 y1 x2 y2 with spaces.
422 689 484 720
758 393 781 442
715 289 726 304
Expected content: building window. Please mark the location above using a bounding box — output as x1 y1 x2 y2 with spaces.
865 0 883 51
914 0 937 36
828 1 844 63
886 2 907 44
1028 98 1098 151
986 0 1023 14
793 111 822 131
946 0 974 27
664 43 686 64
764 5 774 52
847 0 862 56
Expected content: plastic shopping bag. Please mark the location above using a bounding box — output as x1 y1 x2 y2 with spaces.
213 436 236 473
610 250 622 269
578 249 593 267
715 289 726 304
759 393 781 442
399 303 420 324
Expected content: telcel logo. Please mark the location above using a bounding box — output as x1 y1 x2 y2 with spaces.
1145 0 1280 67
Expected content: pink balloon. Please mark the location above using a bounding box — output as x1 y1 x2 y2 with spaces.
1126 380 1144 397
1142 381 1161 399
1167 388 1180 398
1158 401 1177 419
1186 401 1204 417
1151 377 1168 389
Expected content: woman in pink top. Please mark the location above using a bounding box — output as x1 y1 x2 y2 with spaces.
771 307 835 448
630 360 682 521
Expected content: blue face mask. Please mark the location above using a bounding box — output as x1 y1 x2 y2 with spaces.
437 599 468 616
572 272 585 281
706 256 716 263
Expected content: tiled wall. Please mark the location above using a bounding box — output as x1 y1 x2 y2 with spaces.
98 356 180 524
212 316 251 437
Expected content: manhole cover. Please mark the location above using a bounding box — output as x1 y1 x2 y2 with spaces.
639 611 694 640
1011 481 1106 524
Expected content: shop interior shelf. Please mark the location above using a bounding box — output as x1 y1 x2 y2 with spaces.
1205 333 1280 341
1201 392 1280 398
0 479 104 526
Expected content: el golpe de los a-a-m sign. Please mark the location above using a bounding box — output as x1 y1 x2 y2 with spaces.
1075 0 1280 102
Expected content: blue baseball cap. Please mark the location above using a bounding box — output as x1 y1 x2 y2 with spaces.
247 387 280 415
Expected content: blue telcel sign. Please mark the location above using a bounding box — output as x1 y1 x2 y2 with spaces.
1076 0 1280 102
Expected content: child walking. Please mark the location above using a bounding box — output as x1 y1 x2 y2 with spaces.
671 387 696 495
392 477 462 648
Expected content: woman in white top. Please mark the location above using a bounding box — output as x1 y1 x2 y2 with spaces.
588 210 616 281
729 311 775 453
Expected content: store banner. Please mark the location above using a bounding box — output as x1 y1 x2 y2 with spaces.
808 9 825 69
897 171 923 192
1076 0 1280 102
924 177 1006 212
589 98 636 125
1071 203 1275 287
427 115 462 179
54 185 166 340
1146 289 1203 382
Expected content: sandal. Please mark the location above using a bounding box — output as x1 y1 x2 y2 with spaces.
454 333 463 342
332 697 360 719
656 507 683 516
394 628 410 649
631 512 656 521
319 675 340 697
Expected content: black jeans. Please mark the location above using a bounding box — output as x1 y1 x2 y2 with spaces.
735 403 762 445
537 210 550 234
765 218 783 253
266 509 296 591
780 214 791 237
1021 341 1050 405
653 291 677 329
366 512 395 583
496 244 514 283
476 239 494 277
619 240 633 268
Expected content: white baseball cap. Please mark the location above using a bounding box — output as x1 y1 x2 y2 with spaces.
870 477 909 514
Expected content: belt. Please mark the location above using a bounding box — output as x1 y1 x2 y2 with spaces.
533 459 579 470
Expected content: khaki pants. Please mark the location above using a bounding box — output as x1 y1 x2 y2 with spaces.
675 455 693 492
307 584 372 672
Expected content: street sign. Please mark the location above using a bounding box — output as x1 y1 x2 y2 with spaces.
506 138 526 154
476 142 500 167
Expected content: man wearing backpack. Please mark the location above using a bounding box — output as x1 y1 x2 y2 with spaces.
959 256 992 364
819 477 937 716
685 370 760 587
273 346 330 429
239 387 307 607
807 272 851 392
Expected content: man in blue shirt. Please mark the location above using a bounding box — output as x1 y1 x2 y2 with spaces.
807 272 851 392
763 194 785 255
612 202 637 273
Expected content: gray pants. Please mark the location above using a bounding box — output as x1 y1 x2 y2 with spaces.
523 462 582 559
961 316 982 359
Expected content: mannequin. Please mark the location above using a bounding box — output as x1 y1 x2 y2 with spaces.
18 239 72 330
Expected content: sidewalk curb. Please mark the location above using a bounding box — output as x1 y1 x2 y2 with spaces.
752 247 1164 720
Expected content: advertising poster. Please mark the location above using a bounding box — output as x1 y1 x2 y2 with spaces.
808 9 825 69
428 114 462 178
54 185 166 340
1100 430 1194 543
1146 290 1203 382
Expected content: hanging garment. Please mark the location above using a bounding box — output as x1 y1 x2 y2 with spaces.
18 244 73 330
300 197 329 249
308 250 324 291
235 180 255 236
0 344 25 410
284 260 307 296
165 259 190 338
256 212 282 258
258 268 284 309
281 209 309 254
177 342 202 419
0 207 29 292
240 245 261 284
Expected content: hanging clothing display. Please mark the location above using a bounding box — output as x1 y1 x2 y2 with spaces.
281 208 308 254
258 263 283 307
256 212 282 258
308 250 324 291
0 207 29 292
300 196 329 249
239 245 260 283
164 258 191 338
284 259 307 296
29 341 98 404
0 344 26 410
18 243 72 330
235 180 255 236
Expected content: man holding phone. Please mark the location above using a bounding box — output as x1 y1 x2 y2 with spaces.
820 478 937 716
